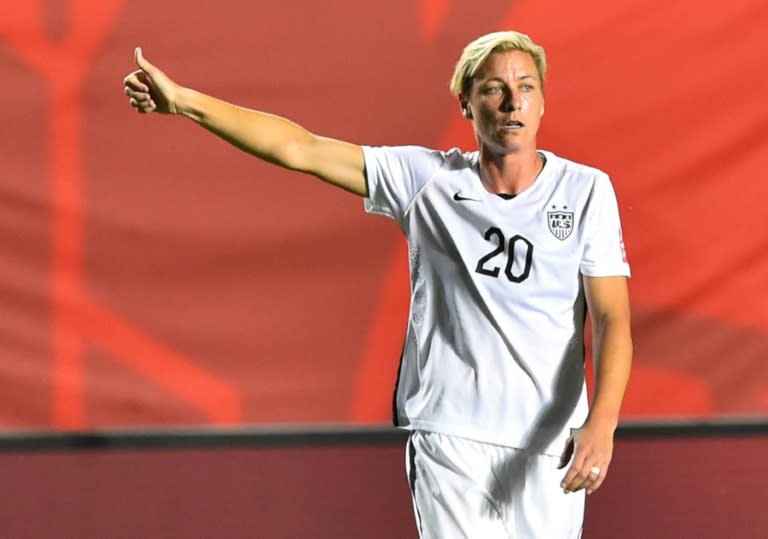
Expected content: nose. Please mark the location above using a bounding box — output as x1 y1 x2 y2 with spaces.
501 88 522 112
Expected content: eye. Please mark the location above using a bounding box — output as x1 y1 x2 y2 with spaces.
521 84 536 92
483 86 504 95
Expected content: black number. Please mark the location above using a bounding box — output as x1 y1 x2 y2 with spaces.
475 228 534 283
505 235 533 282
475 227 505 277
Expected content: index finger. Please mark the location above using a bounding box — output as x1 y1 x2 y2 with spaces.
123 70 148 92
560 450 587 492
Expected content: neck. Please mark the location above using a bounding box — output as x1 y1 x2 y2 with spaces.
477 147 544 196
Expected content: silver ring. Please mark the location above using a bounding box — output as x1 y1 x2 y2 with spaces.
590 466 601 476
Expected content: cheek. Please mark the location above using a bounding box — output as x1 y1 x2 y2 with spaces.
477 105 496 123
521 95 543 119
520 94 540 113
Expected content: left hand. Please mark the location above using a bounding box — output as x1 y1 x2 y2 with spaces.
557 420 615 495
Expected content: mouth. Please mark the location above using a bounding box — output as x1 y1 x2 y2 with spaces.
502 120 524 130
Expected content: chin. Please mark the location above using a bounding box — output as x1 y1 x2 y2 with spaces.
498 142 525 154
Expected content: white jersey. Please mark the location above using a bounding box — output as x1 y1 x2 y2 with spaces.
363 145 630 456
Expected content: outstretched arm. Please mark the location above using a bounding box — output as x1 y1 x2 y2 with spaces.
559 275 632 495
123 48 367 196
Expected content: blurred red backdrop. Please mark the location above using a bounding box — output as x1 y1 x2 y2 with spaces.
0 0 766 429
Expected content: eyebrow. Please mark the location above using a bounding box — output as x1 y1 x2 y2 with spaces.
480 74 539 84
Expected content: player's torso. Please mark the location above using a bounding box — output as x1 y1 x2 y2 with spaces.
403 152 594 319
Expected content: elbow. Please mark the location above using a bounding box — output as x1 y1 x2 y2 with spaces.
277 132 316 172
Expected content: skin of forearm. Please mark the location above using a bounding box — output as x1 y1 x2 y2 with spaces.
172 87 367 196
586 316 632 430
176 87 312 170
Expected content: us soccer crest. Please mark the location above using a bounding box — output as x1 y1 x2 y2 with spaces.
547 207 574 240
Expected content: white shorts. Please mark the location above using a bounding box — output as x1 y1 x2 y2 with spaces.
406 430 584 539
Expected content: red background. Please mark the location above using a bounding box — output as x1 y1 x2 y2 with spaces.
1 0 767 430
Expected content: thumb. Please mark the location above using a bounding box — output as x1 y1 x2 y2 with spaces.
134 47 156 74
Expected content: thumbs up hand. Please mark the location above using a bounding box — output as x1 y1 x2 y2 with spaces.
123 47 180 114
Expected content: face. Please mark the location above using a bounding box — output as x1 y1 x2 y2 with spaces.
461 50 544 156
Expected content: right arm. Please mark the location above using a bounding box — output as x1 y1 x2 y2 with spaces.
123 48 367 196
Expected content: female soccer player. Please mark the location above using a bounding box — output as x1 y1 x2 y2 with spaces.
124 30 632 538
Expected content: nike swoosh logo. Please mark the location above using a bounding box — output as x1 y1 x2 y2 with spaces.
453 192 480 202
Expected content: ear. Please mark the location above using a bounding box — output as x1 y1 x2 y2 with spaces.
540 100 545 117
458 95 473 120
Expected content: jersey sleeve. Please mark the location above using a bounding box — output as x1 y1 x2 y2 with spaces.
362 145 446 223
580 174 631 277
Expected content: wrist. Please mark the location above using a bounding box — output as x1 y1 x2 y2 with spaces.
584 410 619 432
175 87 198 119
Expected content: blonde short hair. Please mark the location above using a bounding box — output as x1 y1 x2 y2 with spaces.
449 31 547 96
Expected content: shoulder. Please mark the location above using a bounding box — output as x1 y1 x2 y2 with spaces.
365 145 475 164
541 150 615 199
543 150 610 182
363 145 478 183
